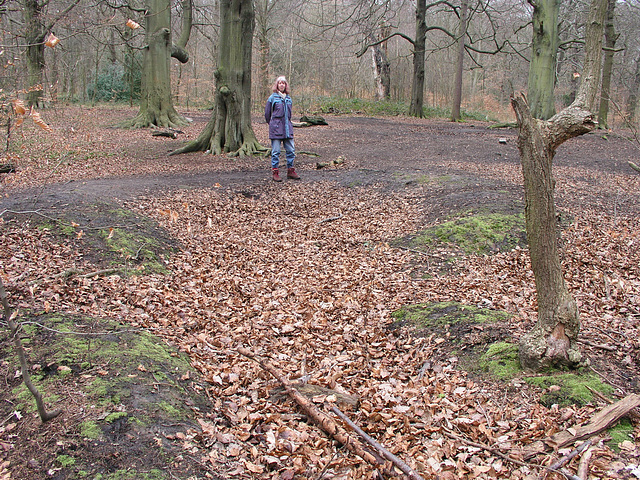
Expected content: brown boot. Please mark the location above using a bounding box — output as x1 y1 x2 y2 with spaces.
272 168 282 182
287 167 301 180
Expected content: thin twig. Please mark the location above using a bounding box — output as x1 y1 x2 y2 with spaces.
548 440 592 470
577 338 616 352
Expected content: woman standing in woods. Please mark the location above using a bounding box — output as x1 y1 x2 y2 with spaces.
265 76 300 182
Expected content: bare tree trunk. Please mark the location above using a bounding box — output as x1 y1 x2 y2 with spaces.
171 0 266 157
23 0 81 107
626 55 640 124
515 0 607 371
24 0 46 107
124 0 192 128
451 0 469 121
255 0 272 100
527 0 560 120
409 0 426 117
597 0 618 129
369 28 390 101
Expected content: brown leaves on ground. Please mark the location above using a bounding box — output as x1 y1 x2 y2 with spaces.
3 180 639 479
1 107 639 479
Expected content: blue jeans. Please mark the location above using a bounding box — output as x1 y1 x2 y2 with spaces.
271 138 295 169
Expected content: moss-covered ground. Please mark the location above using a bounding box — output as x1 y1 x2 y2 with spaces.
1 313 214 479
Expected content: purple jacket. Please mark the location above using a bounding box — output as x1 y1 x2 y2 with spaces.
265 93 294 140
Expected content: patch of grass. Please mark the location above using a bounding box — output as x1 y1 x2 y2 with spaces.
410 212 526 255
300 95 498 121
12 382 59 413
479 342 521 380
105 411 128 423
525 373 614 407
101 469 165 480
157 401 183 418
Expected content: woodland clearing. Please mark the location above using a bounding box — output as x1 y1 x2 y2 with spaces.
0 105 639 479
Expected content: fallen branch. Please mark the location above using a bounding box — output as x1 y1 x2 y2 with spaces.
443 428 532 469
152 130 177 139
545 394 640 449
317 213 343 224
577 446 596 480
445 429 581 480
331 405 425 480
548 440 592 471
577 338 616 352
237 347 382 467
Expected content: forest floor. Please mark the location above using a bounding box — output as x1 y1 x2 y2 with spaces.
0 105 639 480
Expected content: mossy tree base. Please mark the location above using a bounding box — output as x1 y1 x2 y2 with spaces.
120 107 191 130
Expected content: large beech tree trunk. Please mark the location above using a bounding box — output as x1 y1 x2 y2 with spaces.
514 0 607 371
171 0 265 156
124 0 192 128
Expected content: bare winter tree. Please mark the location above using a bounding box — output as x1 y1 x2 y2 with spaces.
596 0 618 129
513 0 607 371
23 0 81 106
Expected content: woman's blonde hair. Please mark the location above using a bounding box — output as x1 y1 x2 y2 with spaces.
272 76 290 94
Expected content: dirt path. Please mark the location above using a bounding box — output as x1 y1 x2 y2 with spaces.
3 113 637 220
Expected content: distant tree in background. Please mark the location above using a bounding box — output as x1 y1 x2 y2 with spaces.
22 0 81 106
123 0 193 128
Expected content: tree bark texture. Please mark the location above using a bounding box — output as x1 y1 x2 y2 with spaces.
512 96 598 371
597 0 617 128
514 0 606 372
527 0 560 120
626 54 640 123
409 0 426 117
451 0 469 122
125 0 191 128
172 0 266 157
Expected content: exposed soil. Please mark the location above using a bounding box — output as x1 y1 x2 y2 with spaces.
1 106 639 480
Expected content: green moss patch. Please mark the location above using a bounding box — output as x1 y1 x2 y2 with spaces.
33 202 177 275
524 372 614 407
391 301 511 331
607 418 635 452
408 212 526 255
3 312 211 479
479 342 521 380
